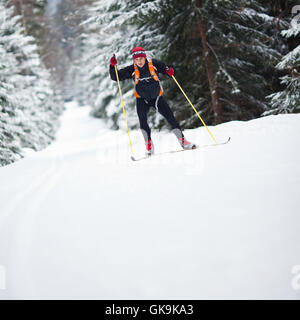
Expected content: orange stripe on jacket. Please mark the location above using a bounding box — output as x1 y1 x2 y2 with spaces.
134 58 163 98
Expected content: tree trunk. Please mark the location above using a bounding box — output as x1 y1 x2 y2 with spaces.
196 1 223 123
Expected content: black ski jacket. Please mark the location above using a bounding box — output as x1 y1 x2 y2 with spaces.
109 59 169 101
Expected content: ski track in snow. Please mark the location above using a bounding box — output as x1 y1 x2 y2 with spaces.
0 102 300 299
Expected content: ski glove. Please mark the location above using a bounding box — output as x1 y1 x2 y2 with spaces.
165 66 174 77
110 54 117 67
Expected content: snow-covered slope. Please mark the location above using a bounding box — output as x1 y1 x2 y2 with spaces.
0 102 300 299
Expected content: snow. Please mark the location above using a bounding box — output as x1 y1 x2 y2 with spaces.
242 8 276 24
0 101 300 299
277 45 300 70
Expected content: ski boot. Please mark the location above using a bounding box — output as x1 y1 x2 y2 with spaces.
145 139 154 156
178 136 196 150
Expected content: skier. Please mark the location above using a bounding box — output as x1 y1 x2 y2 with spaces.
109 46 196 155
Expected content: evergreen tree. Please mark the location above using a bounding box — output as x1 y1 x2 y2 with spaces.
265 9 300 114
0 2 63 166
10 0 48 39
148 0 290 126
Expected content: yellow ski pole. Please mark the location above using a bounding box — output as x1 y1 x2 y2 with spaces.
172 75 217 144
114 65 134 157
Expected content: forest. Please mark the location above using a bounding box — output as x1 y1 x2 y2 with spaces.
0 0 299 166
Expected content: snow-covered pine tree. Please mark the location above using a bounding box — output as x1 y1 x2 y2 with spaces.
145 0 289 126
0 2 63 166
265 10 300 114
0 13 22 164
10 0 48 40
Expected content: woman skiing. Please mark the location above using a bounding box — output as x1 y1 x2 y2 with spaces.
109 46 196 155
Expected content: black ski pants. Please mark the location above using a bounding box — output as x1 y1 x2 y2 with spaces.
136 96 182 141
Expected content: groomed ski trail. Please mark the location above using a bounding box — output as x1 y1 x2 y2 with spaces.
0 102 300 299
